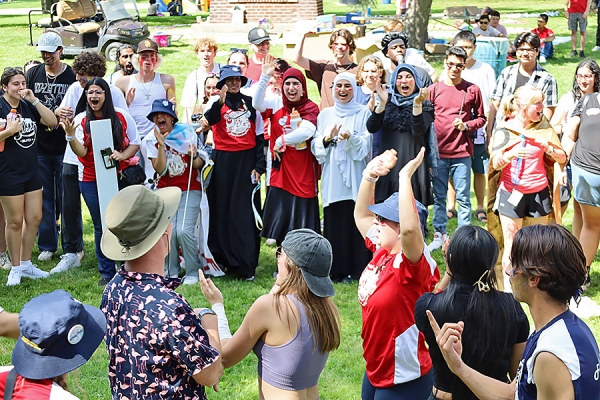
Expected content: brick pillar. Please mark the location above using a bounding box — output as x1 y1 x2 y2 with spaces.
209 0 323 24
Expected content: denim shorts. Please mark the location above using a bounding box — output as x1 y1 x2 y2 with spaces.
572 162 600 207
568 12 587 32
471 143 489 175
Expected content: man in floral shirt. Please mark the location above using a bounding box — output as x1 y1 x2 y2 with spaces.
100 186 222 399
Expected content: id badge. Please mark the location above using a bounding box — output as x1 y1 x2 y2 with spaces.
507 190 523 207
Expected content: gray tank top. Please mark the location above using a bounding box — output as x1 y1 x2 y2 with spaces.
253 295 329 391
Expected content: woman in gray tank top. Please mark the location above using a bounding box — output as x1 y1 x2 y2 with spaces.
199 229 341 400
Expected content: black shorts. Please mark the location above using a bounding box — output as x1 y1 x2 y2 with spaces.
496 187 552 219
0 174 42 196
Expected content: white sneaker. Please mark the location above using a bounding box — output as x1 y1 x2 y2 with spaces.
0 253 10 270
182 275 199 285
265 238 277 246
21 264 50 279
50 253 81 274
539 55 546 63
37 251 54 261
592 46 600 52
6 267 22 286
427 232 447 252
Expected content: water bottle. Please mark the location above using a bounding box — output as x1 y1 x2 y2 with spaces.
0 108 18 152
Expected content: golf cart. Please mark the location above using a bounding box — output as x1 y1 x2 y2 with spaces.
28 0 149 61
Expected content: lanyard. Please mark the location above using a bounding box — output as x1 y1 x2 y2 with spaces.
511 135 527 186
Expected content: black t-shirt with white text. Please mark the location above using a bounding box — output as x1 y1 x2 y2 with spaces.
0 97 41 186
26 63 76 155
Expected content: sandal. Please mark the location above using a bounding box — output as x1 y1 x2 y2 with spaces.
446 209 457 219
475 209 487 223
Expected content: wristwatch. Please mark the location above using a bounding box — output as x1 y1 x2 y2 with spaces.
198 308 216 319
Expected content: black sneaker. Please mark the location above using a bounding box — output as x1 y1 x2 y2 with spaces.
580 50 586 58
569 50 578 57
98 277 111 287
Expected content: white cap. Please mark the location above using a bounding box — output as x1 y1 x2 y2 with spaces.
38 32 63 52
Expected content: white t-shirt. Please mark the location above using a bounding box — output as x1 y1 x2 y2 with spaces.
459 60 496 143
473 25 503 37
180 64 221 109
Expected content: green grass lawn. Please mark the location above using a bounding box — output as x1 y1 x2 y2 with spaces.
0 0 599 399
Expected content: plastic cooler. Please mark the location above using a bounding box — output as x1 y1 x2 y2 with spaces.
473 39 508 79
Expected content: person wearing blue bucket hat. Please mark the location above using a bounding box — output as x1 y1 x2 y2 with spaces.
354 148 440 399
146 98 208 285
0 290 105 398
203 64 266 280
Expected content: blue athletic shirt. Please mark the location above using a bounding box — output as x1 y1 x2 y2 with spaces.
515 310 600 400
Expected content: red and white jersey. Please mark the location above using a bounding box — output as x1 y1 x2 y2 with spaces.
359 226 440 388
0 366 79 399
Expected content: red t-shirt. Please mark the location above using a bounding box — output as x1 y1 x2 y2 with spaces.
153 143 201 191
264 107 318 198
78 113 130 182
531 27 554 48
246 57 262 82
359 227 440 388
212 103 257 152
0 367 75 399
568 0 587 14
428 80 486 158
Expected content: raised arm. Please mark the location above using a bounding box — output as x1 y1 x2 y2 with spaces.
293 29 312 71
354 149 398 238
398 148 425 263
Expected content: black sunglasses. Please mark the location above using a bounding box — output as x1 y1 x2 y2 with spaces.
230 48 248 54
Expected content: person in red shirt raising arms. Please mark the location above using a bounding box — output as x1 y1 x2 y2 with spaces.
354 148 440 399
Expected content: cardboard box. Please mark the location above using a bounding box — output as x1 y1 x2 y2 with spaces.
425 43 448 54
316 14 335 32
443 6 479 17
282 25 364 61
352 36 379 63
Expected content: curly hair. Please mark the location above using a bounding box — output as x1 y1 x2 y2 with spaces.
510 224 587 304
194 37 218 54
72 51 107 78
355 55 386 86
329 29 356 56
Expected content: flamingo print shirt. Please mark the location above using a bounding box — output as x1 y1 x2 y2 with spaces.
101 268 220 399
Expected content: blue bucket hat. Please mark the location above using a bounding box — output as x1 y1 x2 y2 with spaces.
217 64 248 89
147 99 178 123
12 290 106 380
368 193 429 237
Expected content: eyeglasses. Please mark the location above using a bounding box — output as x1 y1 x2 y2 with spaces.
516 47 537 54
276 246 283 259
85 90 105 96
255 41 270 47
479 21 488 25
446 62 465 70
230 48 248 54
576 74 594 80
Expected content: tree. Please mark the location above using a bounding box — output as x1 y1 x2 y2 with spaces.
405 0 433 50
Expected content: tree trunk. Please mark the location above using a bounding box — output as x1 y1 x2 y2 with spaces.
405 0 433 50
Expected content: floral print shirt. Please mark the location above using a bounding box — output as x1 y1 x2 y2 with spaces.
101 268 220 399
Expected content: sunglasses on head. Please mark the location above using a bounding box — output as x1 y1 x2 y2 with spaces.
230 48 248 54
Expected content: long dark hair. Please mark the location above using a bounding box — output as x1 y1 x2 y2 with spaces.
76 78 125 150
435 226 518 399
572 59 600 102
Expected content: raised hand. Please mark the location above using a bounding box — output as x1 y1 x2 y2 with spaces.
218 84 228 105
414 87 428 105
326 124 341 143
18 88 36 103
375 84 388 105
365 149 398 177
262 54 276 76
338 130 350 141
153 126 166 147
126 87 136 107
399 147 425 178
198 270 224 306
426 310 465 374
59 119 77 137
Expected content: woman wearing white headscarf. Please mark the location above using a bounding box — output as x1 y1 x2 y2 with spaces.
312 72 372 282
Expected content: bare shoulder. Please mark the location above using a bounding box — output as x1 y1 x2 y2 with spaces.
115 75 130 91
160 73 176 86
